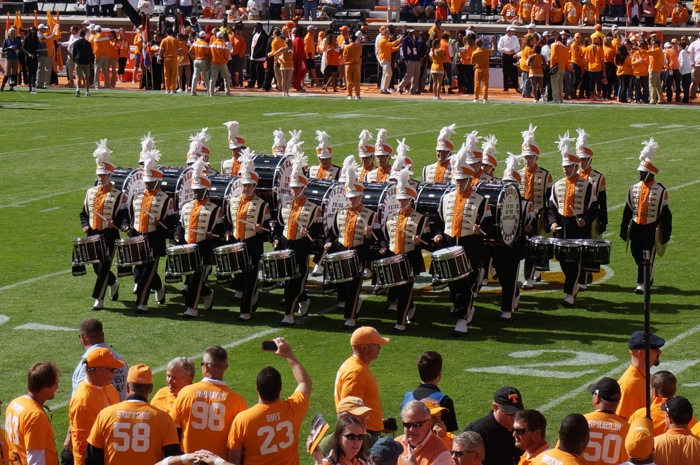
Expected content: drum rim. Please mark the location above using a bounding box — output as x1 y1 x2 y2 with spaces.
74 235 103 244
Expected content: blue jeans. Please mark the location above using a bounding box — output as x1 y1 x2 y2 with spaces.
304 0 317 20
469 0 482 14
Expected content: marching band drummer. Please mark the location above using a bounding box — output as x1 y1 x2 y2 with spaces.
547 132 596 308
221 121 245 176
433 144 494 337
365 128 393 183
620 139 672 295
129 150 176 314
378 167 431 333
358 129 376 181
518 124 553 290
422 124 456 184
271 128 287 156
80 140 130 311
225 151 271 322
175 159 224 318
323 162 378 330
272 150 324 327
576 128 607 290
309 130 341 180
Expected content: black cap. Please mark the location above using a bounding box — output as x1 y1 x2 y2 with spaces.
628 331 665 350
494 386 524 414
663 396 693 425
370 437 403 464
587 377 621 402
255 22 263 29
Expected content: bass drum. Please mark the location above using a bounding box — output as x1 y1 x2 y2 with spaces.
171 166 221 211
252 154 294 212
360 182 399 225
100 167 145 206
475 182 522 246
416 182 454 220
305 179 347 231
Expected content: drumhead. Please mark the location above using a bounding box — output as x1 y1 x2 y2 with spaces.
167 244 199 255
101 167 145 206
116 236 146 246
306 179 347 231
475 182 521 246
74 235 103 245
262 249 295 259
252 154 294 210
375 254 407 266
215 242 248 254
326 250 358 261
432 246 464 258
360 182 399 224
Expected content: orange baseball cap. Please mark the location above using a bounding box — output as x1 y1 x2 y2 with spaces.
337 396 374 415
350 326 390 346
127 363 153 384
86 348 125 369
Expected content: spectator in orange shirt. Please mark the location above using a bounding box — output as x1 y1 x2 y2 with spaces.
519 0 535 23
563 0 583 24
107 30 120 88
527 44 545 101
324 32 342 92
584 34 605 100
158 28 180 94
499 0 520 23
654 0 672 26
664 39 681 101
472 37 493 101
116 28 130 83
177 33 191 93
648 37 665 103
615 39 633 102
581 0 599 25
229 26 246 87
670 0 689 25
602 36 618 99
569 32 585 98
550 0 564 24
631 40 650 103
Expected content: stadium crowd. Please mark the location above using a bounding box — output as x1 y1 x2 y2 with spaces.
2 322 700 465
3 9 700 103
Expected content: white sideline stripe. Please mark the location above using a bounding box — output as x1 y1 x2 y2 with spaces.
39 207 62 213
15 323 75 331
536 323 700 413
0 315 9 325
0 270 71 292
48 327 279 411
0 188 86 209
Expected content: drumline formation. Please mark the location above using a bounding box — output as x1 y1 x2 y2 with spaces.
73 121 672 336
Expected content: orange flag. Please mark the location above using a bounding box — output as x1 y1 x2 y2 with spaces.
14 11 22 30
5 12 10 34
55 11 63 70
33 10 38 27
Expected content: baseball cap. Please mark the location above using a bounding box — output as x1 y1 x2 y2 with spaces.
198 31 206 38
308 25 315 30
663 396 694 425
86 348 126 369
350 326 390 346
625 417 654 460
355 31 364 40
422 398 448 415
255 22 263 28
370 437 403 465
494 386 524 414
587 377 621 402
127 363 153 384
527 23 536 29
38 23 48 29
628 330 665 350
337 396 374 415
612 24 619 30
506 26 516 32
340 25 349 31
407 27 415 32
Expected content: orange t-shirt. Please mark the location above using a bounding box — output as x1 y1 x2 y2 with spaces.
472 47 492 70
5 395 59 465
584 44 604 72
648 47 664 73
664 47 679 70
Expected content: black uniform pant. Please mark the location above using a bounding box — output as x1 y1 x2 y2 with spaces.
239 264 259 315
185 265 212 309
393 281 414 326
555 220 589 296
502 53 517 90
630 223 657 285
284 251 309 315
135 257 162 306
92 257 117 300
340 277 363 320
493 247 520 313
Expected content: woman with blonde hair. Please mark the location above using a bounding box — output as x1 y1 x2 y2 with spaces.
429 38 445 100
275 37 294 96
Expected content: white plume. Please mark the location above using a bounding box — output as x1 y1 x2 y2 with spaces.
143 157 158 173
142 148 161 164
464 130 480 152
504 153 521 175
640 138 658 161
521 124 537 146
556 131 573 156
344 162 359 192
482 134 498 157
195 127 211 144
285 129 302 156
396 166 411 191
223 121 239 141
575 127 589 152
438 124 457 141
239 148 256 177
93 139 112 163
315 130 330 146
272 128 286 148
375 128 388 147
140 132 155 153
191 158 208 178
358 129 373 147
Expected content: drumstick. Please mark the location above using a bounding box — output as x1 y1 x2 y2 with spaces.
395 224 429 246
239 219 270 232
186 227 220 238
356 216 379 241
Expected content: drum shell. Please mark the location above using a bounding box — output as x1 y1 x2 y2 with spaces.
165 244 202 276
528 236 555 271
416 183 454 221
431 246 471 283
579 239 610 272
305 179 348 231
115 236 152 266
260 249 299 282
251 154 294 213
373 254 413 289
360 182 399 225
72 235 106 265
214 242 252 276
475 182 522 246
323 250 361 284
554 239 581 264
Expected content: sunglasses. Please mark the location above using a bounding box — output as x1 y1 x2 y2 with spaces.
402 420 429 429
343 434 365 441
513 428 531 435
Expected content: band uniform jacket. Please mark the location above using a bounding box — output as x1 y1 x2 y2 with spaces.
177 198 224 260
325 205 377 263
620 180 672 245
579 166 608 235
80 184 130 252
380 208 430 274
309 164 341 181
422 161 452 183
129 188 176 257
547 175 596 239
226 194 271 261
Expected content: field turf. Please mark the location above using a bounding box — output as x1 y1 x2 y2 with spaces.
1 90 699 455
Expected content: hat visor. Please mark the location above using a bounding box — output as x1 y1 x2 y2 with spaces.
289 182 305 188
346 406 374 415
345 192 362 198
241 179 257 185
96 169 113 175
317 154 333 159
107 358 126 369
453 174 472 180
395 194 414 200
498 403 523 414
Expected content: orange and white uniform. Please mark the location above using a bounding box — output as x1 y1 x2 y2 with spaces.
170 378 246 457
227 390 309 465
4 395 59 465
70 380 120 465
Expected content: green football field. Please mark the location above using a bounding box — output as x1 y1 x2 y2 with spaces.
1 90 699 455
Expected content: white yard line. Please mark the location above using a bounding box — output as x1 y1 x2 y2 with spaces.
0 188 87 209
537 323 700 412
0 270 71 292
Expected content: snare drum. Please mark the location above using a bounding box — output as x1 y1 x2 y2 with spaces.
165 244 202 276
579 239 611 272
305 179 347 231
115 236 152 266
554 239 581 264
260 249 299 282
373 254 413 289
475 182 522 246
72 235 106 265
528 236 555 271
431 246 471 283
323 250 361 285
214 242 252 276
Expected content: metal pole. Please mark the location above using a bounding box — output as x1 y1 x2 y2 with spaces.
642 249 651 419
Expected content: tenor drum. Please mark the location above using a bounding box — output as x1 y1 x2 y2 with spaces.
323 250 361 284
165 244 202 276
373 254 413 289
72 235 106 265
474 182 522 246
579 239 611 272
261 249 299 282
252 154 294 211
101 167 145 206
115 236 152 266
416 183 454 221
360 182 399 224
305 179 348 231
554 239 581 264
431 246 471 283
528 236 556 271
214 242 252 276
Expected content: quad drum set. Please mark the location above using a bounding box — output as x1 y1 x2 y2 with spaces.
527 236 611 272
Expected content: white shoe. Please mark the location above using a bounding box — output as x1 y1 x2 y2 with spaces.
202 290 214 311
449 303 456 314
155 285 165 304
562 294 575 307
466 306 476 324
109 281 120 301
500 311 512 320
578 283 588 291
234 290 243 299
298 299 310 316
136 304 148 314
363 268 372 279
473 98 478 102
355 96 361 100
281 314 295 326
392 324 406 332
522 279 534 290
337 301 346 309
482 99 488 103
181 307 198 318
481 278 488 287
311 264 323 276
388 301 397 312
452 319 468 336
347 96 352 100
92 299 104 310
238 313 251 321
407 304 416 322
344 318 356 328
133 283 138 294
634 284 644 294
